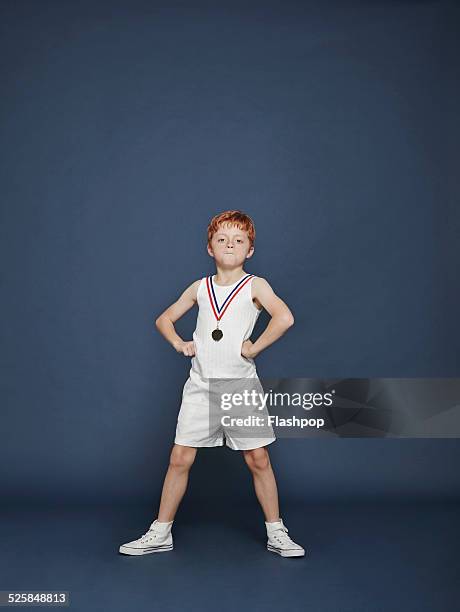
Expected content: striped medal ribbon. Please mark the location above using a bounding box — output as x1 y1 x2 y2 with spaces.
206 273 254 341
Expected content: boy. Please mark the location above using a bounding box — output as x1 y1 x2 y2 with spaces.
119 210 305 558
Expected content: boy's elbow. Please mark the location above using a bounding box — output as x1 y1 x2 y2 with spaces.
283 313 295 328
156 314 173 330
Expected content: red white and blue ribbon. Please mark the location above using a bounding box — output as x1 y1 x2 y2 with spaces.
206 274 254 322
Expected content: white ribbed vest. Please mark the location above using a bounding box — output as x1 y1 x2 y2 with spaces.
189 274 261 381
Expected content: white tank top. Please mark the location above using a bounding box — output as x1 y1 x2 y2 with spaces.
189 273 262 380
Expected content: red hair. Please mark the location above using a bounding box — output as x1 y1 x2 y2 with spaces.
207 210 256 247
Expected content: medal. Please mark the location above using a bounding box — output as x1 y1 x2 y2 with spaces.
212 325 223 341
206 273 254 341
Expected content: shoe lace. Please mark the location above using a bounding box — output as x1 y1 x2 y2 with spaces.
139 526 160 544
270 525 296 547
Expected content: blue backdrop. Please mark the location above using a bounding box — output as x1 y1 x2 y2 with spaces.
1 0 459 510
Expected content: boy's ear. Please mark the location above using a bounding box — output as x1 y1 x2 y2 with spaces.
207 244 215 258
246 246 255 259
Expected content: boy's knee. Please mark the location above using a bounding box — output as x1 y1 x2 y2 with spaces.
244 447 270 472
169 445 196 471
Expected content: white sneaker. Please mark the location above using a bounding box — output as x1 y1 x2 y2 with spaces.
266 518 305 557
119 519 173 555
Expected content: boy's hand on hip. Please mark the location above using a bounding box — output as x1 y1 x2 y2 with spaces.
174 340 196 356
241 339 257 360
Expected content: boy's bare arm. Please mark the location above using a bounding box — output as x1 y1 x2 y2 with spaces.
155 280 201 356
243 277 294 359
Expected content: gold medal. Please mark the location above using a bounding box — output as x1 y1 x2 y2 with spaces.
206 274 254 342
212 328 223 341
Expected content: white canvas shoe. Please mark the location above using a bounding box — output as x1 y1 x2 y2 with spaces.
266 518 305 557
119 519 174 555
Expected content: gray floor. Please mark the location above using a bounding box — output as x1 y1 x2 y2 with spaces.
1 501 458 611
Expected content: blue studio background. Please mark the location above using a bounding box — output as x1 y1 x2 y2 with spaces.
1 1 459 611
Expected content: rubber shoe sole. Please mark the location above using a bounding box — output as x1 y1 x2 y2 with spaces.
119 544 173 555
267 544 305 557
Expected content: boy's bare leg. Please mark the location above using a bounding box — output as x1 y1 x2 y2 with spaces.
243 447 280 522
157 444 197 522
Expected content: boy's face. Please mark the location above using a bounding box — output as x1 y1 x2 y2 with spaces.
207 223 254 267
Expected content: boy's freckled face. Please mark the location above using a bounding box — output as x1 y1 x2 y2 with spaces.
207 224 254 265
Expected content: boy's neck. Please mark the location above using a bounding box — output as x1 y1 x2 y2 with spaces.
213 266 247 286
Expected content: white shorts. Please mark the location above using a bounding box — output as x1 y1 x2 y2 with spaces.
174 405 276 450
175 372 277 451
174 392 277 451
